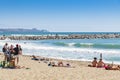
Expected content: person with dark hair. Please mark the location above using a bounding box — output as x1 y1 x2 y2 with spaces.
14 44 22 65
2 43 9 62
88 57 98 67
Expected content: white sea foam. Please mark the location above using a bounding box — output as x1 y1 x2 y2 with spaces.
67 43 75 46
80 43 93 45
0 40 120 64
0 40 120 55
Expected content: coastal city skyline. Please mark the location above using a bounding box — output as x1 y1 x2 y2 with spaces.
0 0 120 32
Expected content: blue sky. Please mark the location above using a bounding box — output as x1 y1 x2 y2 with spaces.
0 0 120 32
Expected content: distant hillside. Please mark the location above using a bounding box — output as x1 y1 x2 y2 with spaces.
0 28 49 33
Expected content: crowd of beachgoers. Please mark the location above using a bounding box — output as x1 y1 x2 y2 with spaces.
31 55 120 71
0 43 22 68
31 55 75 68
1 43 120 80
0 43 74 69
1 42 120 71
88 57 120 70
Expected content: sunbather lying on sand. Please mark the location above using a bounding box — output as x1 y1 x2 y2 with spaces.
31 55 49 62
31 55 39 61
105 64 120 70
48 61 75 68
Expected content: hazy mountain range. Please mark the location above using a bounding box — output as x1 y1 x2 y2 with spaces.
0 28 49 33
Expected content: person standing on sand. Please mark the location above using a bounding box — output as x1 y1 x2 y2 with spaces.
2 43 9 62
14 44 22 65
18 45 22 55
9 45 15 59
9 44 16 67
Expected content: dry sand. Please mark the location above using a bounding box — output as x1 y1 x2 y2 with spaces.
0 53 120 80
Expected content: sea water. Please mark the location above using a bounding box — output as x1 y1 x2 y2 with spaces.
0 32 120 64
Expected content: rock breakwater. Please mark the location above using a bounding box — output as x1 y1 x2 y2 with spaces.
0 33 120 40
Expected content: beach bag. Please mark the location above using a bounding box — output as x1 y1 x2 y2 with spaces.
9 61 15 68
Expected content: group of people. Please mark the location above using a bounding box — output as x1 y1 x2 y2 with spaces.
2 43 22 68
48 61 72 67
88 57 105 68
32 55 74 68
89 57 120 70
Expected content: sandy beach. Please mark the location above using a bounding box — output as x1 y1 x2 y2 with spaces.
0 53 120 80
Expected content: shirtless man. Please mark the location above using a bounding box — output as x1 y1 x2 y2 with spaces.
97 59 105 67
